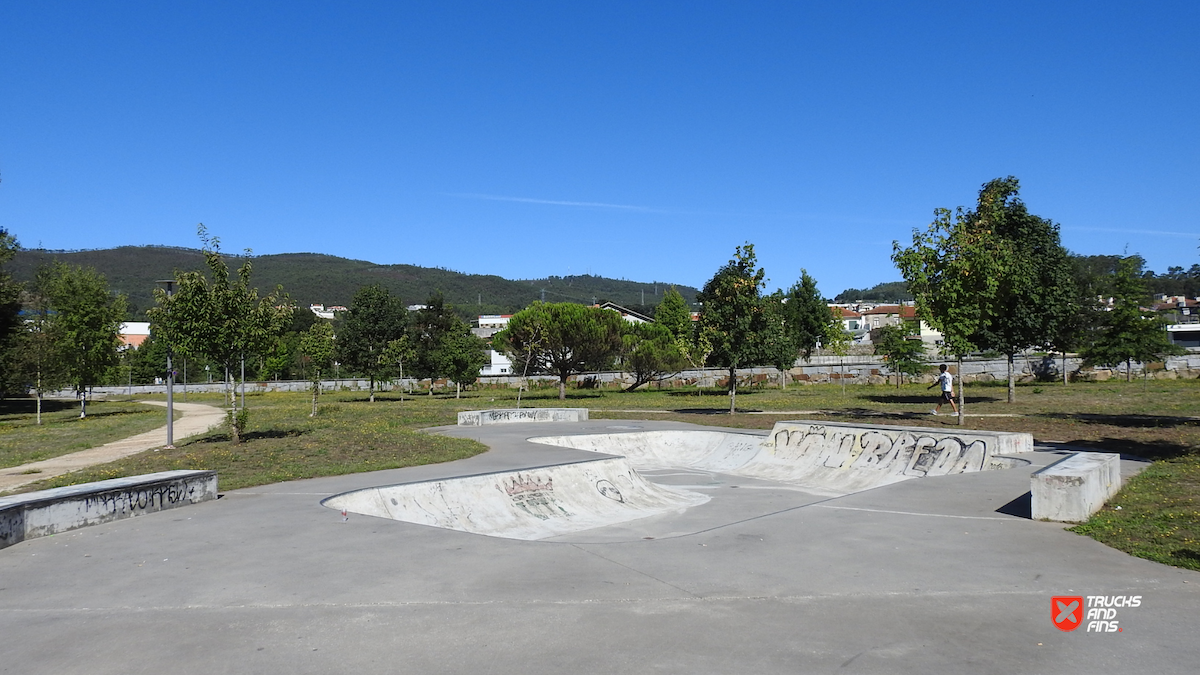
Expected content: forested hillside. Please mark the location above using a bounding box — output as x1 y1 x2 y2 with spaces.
10 246 700 318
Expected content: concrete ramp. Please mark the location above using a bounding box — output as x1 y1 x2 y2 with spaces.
322 457 709 541
531 421 1031 496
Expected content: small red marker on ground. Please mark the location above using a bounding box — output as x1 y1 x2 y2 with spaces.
341 509 348 522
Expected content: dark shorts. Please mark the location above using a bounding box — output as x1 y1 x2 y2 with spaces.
940 392 953 403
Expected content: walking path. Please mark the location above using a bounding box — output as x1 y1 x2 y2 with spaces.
0 401 225 494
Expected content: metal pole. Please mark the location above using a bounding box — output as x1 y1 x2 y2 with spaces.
156 280 176 449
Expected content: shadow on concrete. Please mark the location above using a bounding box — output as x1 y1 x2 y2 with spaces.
996 491 1031 519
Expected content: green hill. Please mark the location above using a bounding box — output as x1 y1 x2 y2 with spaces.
11 246 700 319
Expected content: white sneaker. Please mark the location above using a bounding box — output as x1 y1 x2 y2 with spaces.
930 409 937 415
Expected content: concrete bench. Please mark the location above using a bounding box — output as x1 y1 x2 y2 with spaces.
458 408 589 426
1031 453 1121 522
0 470 217 550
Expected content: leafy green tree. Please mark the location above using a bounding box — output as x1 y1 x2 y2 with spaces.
148 227 291 441
381 336 416 397
1081 257 1185 381
39 262 128 417
298 321 336 416
874 325 926 388
0 229 22 395
696 244 769 413
825 307 853 395
411 293 461 395
621 321 688 392
894 182 1016 423
14 276 68 423
962 178 1078 402
495 302 624 400
436 326 488 398
655 286 699 368
784 269 835 360
337 284 407 402
762 292 798 388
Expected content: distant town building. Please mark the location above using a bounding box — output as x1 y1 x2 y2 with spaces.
118 322 151 350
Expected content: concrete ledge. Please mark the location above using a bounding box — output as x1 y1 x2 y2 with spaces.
0 470 217 550
457 408 589 426
1031 453 1121 522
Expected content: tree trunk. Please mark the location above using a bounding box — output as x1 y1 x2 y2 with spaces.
310 378 319 417
429 379 434 396
840 357 846 396
1062 351 1069 386
1007 353 1015 404
1127 358 1133 383
558 377 566 400
728 366 737 414
456 382 461 399
79 393 87 419
36 390 43 425
369 375 375 403
957 356 965 426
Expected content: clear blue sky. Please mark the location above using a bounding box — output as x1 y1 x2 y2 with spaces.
2 2 1197 297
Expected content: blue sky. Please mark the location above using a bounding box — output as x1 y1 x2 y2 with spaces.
2 2 1197 297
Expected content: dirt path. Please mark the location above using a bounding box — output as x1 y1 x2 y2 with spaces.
0 401 225 494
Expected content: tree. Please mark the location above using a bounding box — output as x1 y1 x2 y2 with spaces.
964 178 1078 403
762 292 798 388
495 302 624 400
1081 257 1185 381
655 286 700 368
337 284 407 402
894 182 1017 424
436 326 488 398
14 276 68 423
0 229 23 396
695 244 769 413
298 321 335 416
621 321 688 392
39 262 128 418
783 269 835 361
148 226 291 442
381 336 416 398
874 325 925 388
410 293 461 395
824 307 853 396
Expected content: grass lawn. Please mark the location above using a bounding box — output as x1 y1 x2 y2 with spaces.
0 398 177 469
9 377 1199 569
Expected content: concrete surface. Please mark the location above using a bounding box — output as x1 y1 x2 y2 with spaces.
457 407 589 425
0 470 217 549
533 421 1032 498
0 401 225 494
324 457 708 540
1032 452 1122 522
0 418 1196 675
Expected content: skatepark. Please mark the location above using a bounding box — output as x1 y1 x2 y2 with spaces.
2 414 1198 674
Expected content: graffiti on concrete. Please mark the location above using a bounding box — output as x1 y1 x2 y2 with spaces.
595 479 624 503
82 482 199 517
772 424 989 476
498 473 570 520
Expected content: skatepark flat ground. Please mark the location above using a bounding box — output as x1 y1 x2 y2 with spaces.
1 419 1197 674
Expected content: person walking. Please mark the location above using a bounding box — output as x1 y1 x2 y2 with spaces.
928 363 958 416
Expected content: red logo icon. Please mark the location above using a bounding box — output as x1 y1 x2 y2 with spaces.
1052 596 1084 631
